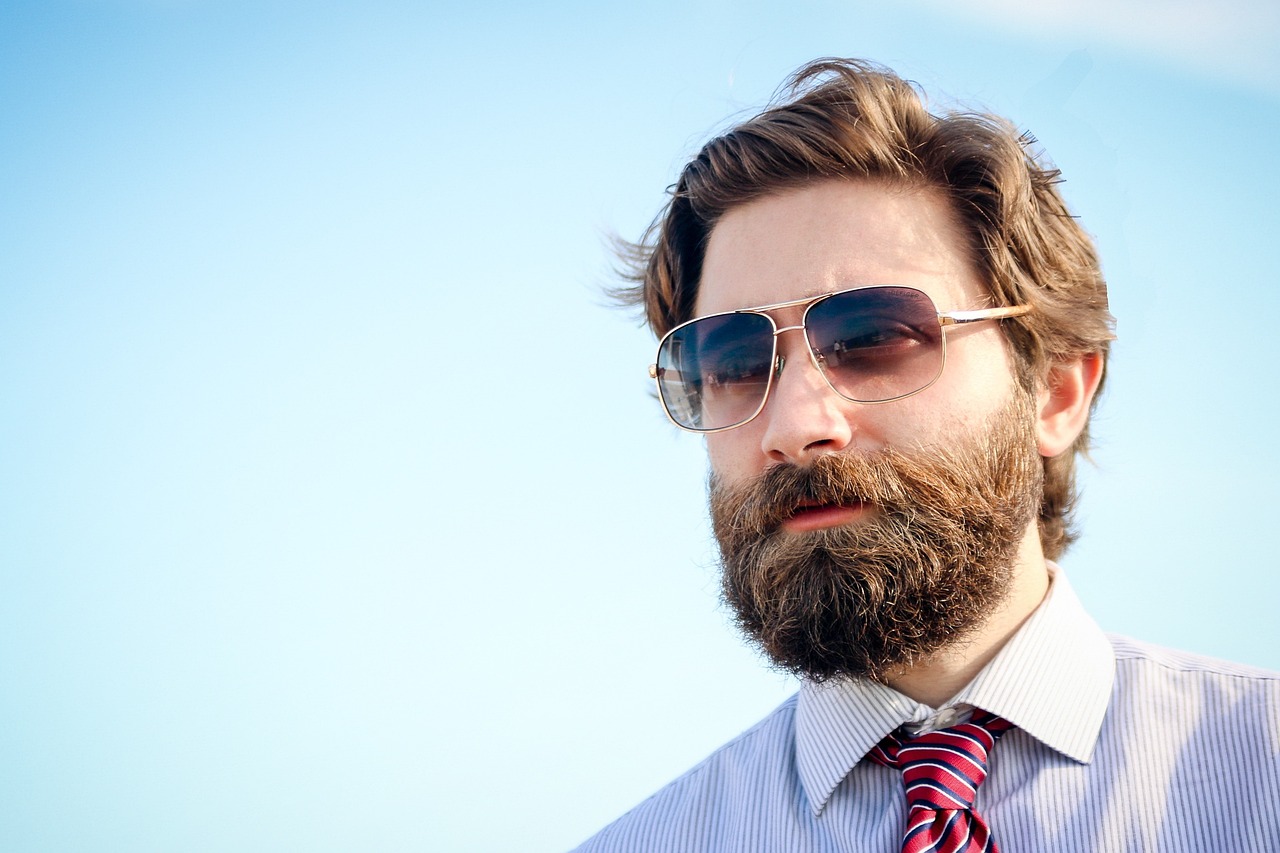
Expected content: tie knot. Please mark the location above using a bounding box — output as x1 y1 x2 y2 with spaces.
869 710 1012 812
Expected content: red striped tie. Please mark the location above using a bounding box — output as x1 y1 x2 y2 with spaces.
868 710 1012 853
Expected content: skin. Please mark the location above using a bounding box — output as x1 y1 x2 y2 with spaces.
696 179 1102 707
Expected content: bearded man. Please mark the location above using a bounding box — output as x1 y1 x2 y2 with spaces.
573 59 1279 852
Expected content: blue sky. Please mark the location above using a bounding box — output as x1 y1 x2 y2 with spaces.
2 1 1278 850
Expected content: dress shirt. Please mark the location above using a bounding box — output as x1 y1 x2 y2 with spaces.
573 568 1280 851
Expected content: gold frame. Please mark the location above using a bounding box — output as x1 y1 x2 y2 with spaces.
648 285 1033 433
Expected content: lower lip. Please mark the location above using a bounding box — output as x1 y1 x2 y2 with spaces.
780 503 868 533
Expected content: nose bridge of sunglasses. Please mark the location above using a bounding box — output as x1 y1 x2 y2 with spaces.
767 320 838 390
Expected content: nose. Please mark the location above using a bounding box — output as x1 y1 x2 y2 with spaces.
758 334 856 467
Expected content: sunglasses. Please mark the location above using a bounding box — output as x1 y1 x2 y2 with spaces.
649 285 1031 433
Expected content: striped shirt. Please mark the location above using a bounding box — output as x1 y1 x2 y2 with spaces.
573 569 1280 851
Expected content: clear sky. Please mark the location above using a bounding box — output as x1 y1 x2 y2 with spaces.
2 1 1278 851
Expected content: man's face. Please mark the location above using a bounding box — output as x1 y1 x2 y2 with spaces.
695 179 1046 681
696 179 1022 493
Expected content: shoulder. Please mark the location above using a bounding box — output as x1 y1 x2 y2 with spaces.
1108 633 1280 685
1092 636 1280 841
1105 633 1280 742
572 694 801 853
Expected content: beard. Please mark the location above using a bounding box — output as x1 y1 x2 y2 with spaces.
711 392 1043 684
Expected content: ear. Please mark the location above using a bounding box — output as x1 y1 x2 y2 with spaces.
1036 352 1105 458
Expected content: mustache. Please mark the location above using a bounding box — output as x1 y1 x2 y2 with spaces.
711 449 918 535
711 437 1032 539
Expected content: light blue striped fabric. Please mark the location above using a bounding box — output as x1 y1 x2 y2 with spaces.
573 570 1280 851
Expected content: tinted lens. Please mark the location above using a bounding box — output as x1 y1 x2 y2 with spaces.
804 287 944 403
656 312 776 431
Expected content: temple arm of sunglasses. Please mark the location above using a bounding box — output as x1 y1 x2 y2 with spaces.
939 304 1033 326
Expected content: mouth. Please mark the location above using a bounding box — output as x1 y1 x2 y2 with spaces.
779 499 869 533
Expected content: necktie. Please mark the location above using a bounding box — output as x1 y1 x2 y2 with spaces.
868 710 1012 853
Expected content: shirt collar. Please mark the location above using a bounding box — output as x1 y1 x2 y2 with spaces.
794 565 1115 815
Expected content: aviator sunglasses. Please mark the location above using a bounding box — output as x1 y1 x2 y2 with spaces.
649 285 1032 433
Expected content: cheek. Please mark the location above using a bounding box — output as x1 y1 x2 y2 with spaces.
705 430 762 487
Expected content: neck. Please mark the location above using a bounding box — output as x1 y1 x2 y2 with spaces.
883 526 1050 708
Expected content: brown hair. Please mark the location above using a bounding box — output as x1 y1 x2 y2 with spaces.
620 58 1115 559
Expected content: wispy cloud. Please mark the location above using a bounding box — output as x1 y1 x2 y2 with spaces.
912 0 1280 95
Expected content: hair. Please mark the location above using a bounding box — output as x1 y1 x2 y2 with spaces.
619 58 1115 559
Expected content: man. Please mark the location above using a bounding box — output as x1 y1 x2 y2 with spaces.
574 59 1279 851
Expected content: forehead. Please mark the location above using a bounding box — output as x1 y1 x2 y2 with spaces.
695 179 986 317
